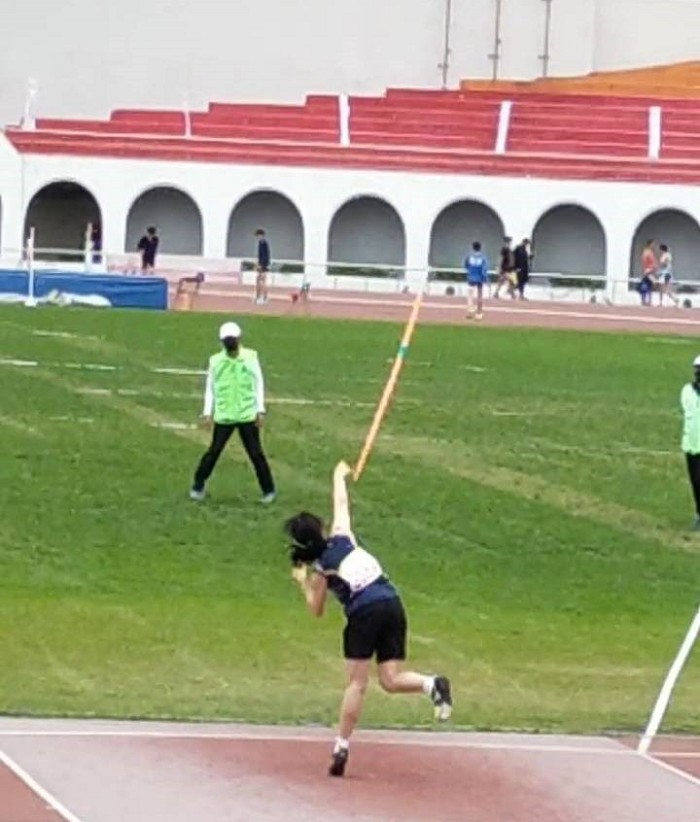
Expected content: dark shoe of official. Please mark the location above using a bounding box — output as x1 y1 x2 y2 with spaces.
328 747 349 777
430 675 453 721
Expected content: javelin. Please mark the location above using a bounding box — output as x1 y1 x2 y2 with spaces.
352 284 425 482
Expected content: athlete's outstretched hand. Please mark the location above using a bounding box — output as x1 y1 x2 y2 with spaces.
291 564 308 585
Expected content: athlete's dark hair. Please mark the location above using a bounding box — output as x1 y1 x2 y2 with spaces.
284 511 327 565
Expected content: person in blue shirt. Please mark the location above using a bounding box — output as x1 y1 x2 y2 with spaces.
465 241 489 320
286 460 452 778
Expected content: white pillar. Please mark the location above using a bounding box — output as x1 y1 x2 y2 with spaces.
402 211 431 293
1 199 27 264
605 228 632 305
201 202 229 261
303 217 328 284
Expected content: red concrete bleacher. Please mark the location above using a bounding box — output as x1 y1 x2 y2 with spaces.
6 82 700 185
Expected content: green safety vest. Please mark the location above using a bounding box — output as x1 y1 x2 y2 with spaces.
209 347 260 424
681 383 700 454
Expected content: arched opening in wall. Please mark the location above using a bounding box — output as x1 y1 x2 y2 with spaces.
630 209 700 283
532 205 607 278
429 200 505 275
327 196 406 275
125 186 203 256
227 190 304 270
24 181 101 262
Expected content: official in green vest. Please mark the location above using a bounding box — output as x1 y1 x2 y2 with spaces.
681 355 700 530
190 321 276 503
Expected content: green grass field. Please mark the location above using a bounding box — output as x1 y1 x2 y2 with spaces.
0 305 698 735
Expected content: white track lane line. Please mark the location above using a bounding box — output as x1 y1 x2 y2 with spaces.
196 288 700 327
0 727 683 757
0 748 84 822
637 750 700 789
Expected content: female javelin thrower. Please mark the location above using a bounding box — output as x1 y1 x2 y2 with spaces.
285 460 452 778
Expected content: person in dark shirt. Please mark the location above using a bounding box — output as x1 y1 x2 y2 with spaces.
514 238 533 300
287 460 452 778
254 228 270 304
137 226 159 273
494 236 516 299
90 222 102 266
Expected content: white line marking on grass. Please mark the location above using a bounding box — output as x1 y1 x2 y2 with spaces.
32 330 79 339
0 358 204 376
0 358 38 367
76 388 201 400
63 362 116 372
0 748 84 822
644 337 698 346
154 422 197 430
638 605 700 756
74 386 382 409
153 367 207 376
531 441 676 458
460 364 487 373
387 358 433 367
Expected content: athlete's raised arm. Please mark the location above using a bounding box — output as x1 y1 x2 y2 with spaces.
331 460 353 537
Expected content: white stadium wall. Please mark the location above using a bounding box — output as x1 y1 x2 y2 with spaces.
2 0 700 126
2 140 700 303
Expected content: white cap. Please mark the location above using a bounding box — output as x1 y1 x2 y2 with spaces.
693 355 700 367
219 321 242 340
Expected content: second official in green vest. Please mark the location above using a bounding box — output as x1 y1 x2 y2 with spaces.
190 321 276 503
681 355 700 529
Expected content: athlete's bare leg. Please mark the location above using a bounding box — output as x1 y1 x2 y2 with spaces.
338 659 370 741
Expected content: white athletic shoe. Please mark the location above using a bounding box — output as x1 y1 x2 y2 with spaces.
430 676 453 721
189 488 206 502
260 492 277 505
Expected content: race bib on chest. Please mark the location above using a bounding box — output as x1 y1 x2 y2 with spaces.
337 547 383 594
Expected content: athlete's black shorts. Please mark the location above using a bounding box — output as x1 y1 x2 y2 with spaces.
343 597 407 662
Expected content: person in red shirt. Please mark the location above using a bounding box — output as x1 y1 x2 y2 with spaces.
639 240 657 306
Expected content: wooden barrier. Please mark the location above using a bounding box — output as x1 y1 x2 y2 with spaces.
460 61 700 100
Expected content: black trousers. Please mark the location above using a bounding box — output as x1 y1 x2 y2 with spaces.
193 422 275 495
516 270 529 297
686 453 700 516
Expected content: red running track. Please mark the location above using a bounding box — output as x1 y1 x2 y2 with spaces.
0 720 698 822
170 283 700 337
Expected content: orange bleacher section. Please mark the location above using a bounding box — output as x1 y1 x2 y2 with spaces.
6 62 700 184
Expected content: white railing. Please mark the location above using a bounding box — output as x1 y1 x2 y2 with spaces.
4 232 699 308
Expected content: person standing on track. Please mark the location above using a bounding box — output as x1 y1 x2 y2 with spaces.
658 244 678 307
465 241 489 320
639 240 657 307
681 355 700 530
190 321 276 504
286 460 453 778
493 236 516 300
514 238 533 300
254 228 271 305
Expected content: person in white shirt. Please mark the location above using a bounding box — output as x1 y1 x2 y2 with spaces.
658 244 678 307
